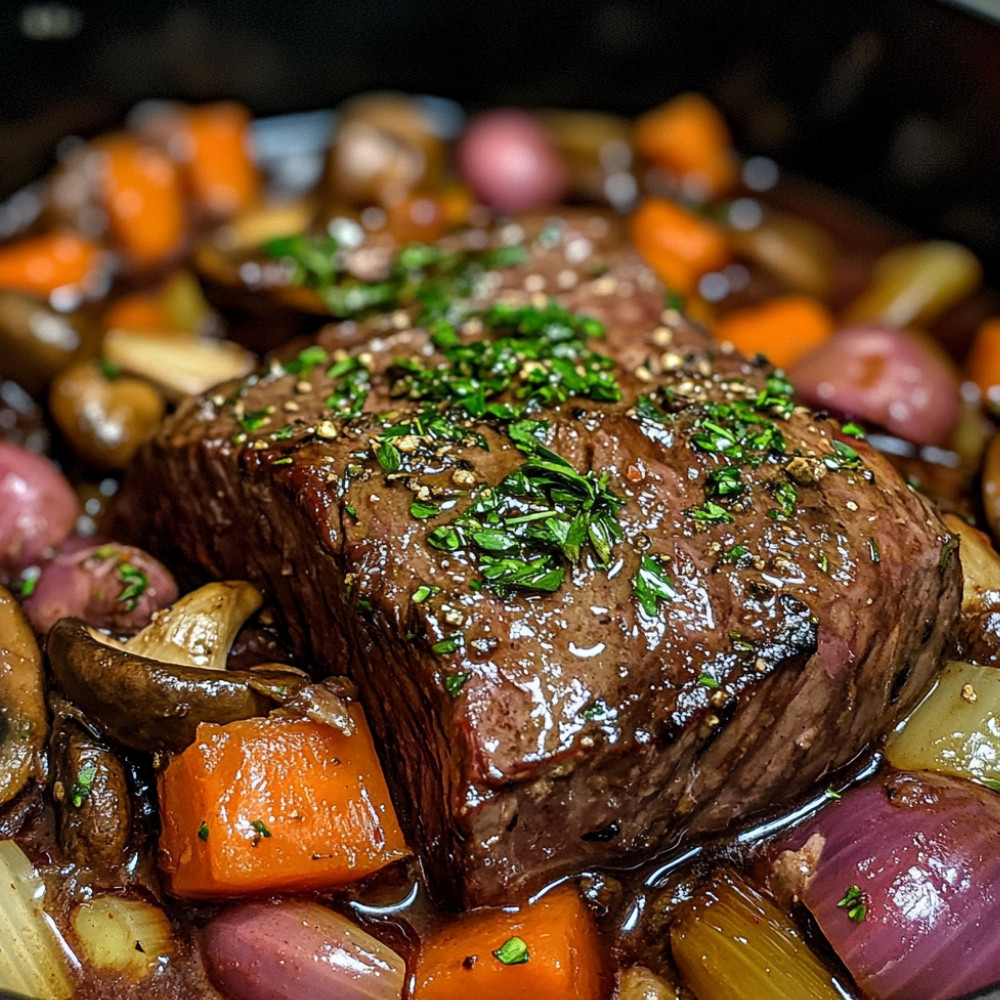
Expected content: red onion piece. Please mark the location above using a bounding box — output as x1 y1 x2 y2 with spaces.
771 770 1000 1000
457 108 567 213
22 541 178 634
202 899 405 1000
787 324 961 448
0 441 79 575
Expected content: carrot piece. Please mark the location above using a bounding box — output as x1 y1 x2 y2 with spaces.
411 885 605 1000
157 709 408 899
100 292 171 332
634 92 737 196
966 317 1000 404
175 103 260 217
628 196 731 295
712 295 835 369
0 230 103 299
98 136 186 267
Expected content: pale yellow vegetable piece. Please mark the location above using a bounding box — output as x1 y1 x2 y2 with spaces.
844 240 981 329
887 660 1000 787
0 840 76 999
670 868 844 1000
72 895 174 980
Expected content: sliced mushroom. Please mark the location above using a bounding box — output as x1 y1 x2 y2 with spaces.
51 714 132 875
122 579 264 671
46 581 310 752
0 584 48 805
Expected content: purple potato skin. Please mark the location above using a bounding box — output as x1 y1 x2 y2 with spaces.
202 899 405 1000
457 108 567 213
788 324 961 448
0 440 79 576
22 541 178 634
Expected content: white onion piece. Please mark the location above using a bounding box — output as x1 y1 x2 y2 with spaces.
71 895 174 980
0 840 76 999
772 770 1000 1000
887 661 1000 786
202 899 405 1000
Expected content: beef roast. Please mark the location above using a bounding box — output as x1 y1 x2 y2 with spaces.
121 212 961 907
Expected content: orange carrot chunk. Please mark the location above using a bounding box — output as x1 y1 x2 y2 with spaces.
629 196 731 296
0 230 103 300
966 317 1000 405
98 136 186 267
634 92 737 197
100 291 171 333
175 102 260 217
411 885 605 1000
712 295 835 369
157 709 408 900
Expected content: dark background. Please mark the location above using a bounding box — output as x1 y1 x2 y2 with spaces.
1 0 998 273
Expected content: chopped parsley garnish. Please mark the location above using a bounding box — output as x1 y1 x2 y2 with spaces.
117 562 150 611
250 820 272 846
197 821 210 841
684 500 734 524
432 633 465 655
17 568 40 598
69 765 97 808
823 439 864 471
824 786 843 800
634 393 671 424
633 553 676 616
96 357 122 381
840 422 866 439
492 936 530 966
837 884 868 922
582 698 608 720
374 439 402 473
411 584 440 604
444 673 470 697
868 538 881 563
940 536 959 571
705 465 744 499
698 673 720 689
390 299 619 418
324 356 371 417
411 501 440 519
768 481 798 520
281 344 328 376
238 407 273 432
427 431 624 596
263 232 528 322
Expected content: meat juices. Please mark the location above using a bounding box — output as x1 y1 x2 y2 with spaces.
121 212 961 907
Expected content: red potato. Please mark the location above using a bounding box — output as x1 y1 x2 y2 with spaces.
21 542 178 634
202 899 406 1000
457 108 567 213
0 441 79 576
787 323 962 448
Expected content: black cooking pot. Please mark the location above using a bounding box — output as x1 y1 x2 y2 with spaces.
1 4 999 999
1 0 998 277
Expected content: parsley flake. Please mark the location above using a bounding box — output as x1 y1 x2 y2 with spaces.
492 936 530 966
837 884 868 922
633 553 676 616
70 765 97 808
445 673 470 697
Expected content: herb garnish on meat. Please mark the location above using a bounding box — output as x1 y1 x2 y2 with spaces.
263 233 528 320
427 424 625 596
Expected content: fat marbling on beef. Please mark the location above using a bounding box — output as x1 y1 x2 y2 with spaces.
122 212 961 907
